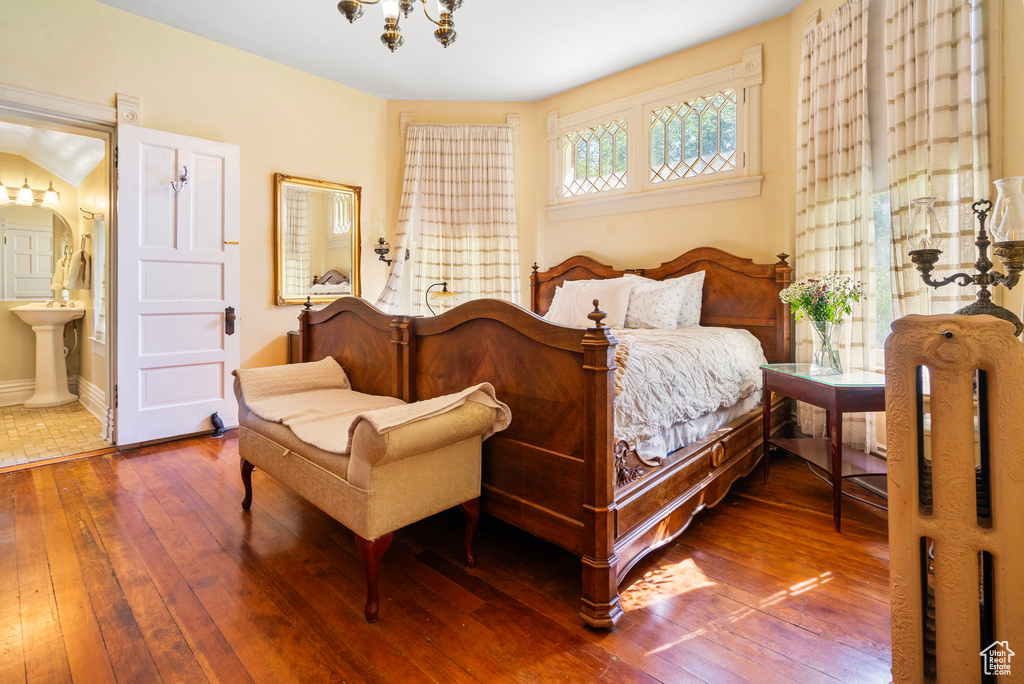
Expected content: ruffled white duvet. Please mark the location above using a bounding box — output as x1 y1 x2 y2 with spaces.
611 327 766 458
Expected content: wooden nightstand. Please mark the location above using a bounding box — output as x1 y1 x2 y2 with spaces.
761 363 887 532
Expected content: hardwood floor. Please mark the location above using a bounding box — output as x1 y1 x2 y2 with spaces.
0 435 891 683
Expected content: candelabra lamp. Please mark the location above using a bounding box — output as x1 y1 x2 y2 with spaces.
907 192 1024 335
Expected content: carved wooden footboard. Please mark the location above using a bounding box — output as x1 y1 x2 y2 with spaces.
298 248 792 628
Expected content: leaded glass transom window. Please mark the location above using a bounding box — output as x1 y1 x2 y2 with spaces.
561 120 628 197
330 192 353 236
649 90 738 183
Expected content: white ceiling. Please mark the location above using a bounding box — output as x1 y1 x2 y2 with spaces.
0 121 106 187
97 0 801 101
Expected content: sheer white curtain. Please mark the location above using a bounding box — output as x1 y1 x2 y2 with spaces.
796 0 876 449
885 0 988 316
376 124 520 315
284 185 311 292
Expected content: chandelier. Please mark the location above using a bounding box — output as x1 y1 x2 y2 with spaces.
337 0 463 52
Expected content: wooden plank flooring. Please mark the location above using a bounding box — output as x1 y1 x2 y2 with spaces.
0 435 891 683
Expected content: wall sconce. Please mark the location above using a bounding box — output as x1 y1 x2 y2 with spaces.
375 236 394 264
374 235 410 266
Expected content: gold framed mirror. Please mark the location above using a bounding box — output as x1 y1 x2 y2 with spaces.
274 173 361 305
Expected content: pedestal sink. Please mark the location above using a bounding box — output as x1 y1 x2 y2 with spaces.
11 301 85 408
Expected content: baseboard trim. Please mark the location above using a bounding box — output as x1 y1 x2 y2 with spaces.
0 379 35 407
0 376 81 407
77 376 113 442
77 376 106 420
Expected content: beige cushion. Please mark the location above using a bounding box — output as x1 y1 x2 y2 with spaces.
240 409 351 479
234 357 350 402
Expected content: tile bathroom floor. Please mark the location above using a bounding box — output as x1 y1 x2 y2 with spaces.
0 402 112 468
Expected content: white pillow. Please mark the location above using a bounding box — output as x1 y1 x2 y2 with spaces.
672 271 705 327
624 278 688 329
544 277 633 328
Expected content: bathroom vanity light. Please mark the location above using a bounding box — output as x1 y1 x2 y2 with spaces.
16 179 33 205
3 178 60 206
43 182 59 206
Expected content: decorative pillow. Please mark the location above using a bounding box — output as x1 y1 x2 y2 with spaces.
543 277 634 328
624 278 688 329
672 271 706 327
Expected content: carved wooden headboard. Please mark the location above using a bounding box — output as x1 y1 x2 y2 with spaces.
313 269 350 286
530 248 793 363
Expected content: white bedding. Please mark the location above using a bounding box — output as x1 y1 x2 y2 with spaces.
611 326 766 461
637 391 761 461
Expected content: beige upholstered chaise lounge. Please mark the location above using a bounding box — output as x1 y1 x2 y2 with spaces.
233 358 511 622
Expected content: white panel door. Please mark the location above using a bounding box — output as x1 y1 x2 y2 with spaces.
4 224 53 300
116 125 240 445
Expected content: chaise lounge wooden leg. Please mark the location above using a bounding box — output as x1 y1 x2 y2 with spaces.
354 532 393 623
459 498 480 568
240 459 255 510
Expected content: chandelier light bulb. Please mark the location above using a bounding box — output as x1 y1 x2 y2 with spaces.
381 0 400 19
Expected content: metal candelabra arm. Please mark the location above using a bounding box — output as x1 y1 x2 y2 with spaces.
921 271 975 288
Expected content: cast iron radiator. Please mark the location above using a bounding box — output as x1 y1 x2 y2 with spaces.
886 314 1024 683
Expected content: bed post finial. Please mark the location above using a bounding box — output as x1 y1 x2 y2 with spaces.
580 298 620 627
304 296 313 310
774 254 793 285
530 263 541 314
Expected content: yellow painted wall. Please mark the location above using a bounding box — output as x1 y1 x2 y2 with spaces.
76 151 110 395
0 0 388 370
0 152 81 385
533 14 796 273
382 101 539 300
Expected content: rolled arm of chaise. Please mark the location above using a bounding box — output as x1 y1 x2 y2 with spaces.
346 401 498 489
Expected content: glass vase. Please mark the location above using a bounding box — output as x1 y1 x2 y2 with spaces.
810 320 842 376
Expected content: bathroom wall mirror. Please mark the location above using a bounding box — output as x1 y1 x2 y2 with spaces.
274 173 361 305
0 204 73 301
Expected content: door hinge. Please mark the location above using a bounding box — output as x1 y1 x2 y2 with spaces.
114 146 118 169
114 384 118 409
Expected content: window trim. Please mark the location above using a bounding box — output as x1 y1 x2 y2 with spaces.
546 44 763 222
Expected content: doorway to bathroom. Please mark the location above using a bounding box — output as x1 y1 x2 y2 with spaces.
0 111 115 469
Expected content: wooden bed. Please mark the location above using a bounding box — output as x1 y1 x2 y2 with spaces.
297 247 792 628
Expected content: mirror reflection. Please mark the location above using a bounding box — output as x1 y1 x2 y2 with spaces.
275 174 361 305
0 204 73 301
